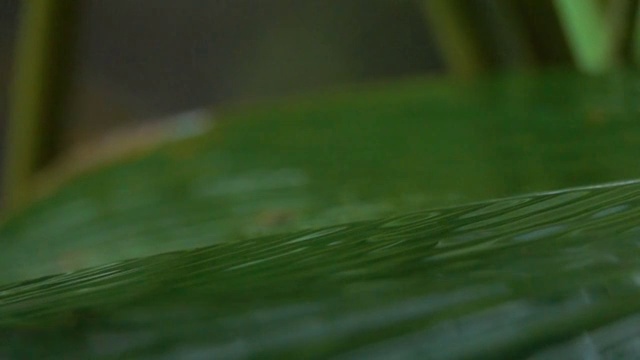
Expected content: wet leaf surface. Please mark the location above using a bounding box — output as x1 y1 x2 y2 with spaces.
1 71 640 358
3 181 640 358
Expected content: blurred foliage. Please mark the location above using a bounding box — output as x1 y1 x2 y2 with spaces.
1 70 640 284
4 0 640 210
2 0 640 228
2 0 80 211
423 0 640 75
2 1 640 357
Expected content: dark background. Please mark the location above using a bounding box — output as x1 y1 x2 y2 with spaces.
0 1 443 145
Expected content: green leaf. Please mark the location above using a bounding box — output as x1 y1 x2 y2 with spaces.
553 0 635 73
2 71 640 357
2 179 640 358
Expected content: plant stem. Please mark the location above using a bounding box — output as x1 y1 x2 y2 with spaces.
478 0 536 69
553 0 626 73
3 0 80 211
420 0 487 76
633 0 640 65
605 0 635 67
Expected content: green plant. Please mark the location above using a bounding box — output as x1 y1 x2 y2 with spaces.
2 3 640 357
2 0 80 211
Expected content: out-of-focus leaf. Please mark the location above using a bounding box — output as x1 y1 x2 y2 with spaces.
2 70 640 357
1 70 640 284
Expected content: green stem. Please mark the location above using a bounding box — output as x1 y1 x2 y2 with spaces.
420 0 486 76
488 0 536 69
554 0 612 73
605 0 635 67
633 0 640 65
3 0 80 211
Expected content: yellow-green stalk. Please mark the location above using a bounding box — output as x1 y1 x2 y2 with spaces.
420 0 487 76
3 0 80 211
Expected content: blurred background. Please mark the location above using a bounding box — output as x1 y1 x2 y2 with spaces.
2 0 640 282
0 0 637 209
0 1 445 147
0 1 586 145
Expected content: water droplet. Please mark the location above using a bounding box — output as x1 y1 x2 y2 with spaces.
591 204 629 219
512 224 567 242
285 226 347 244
